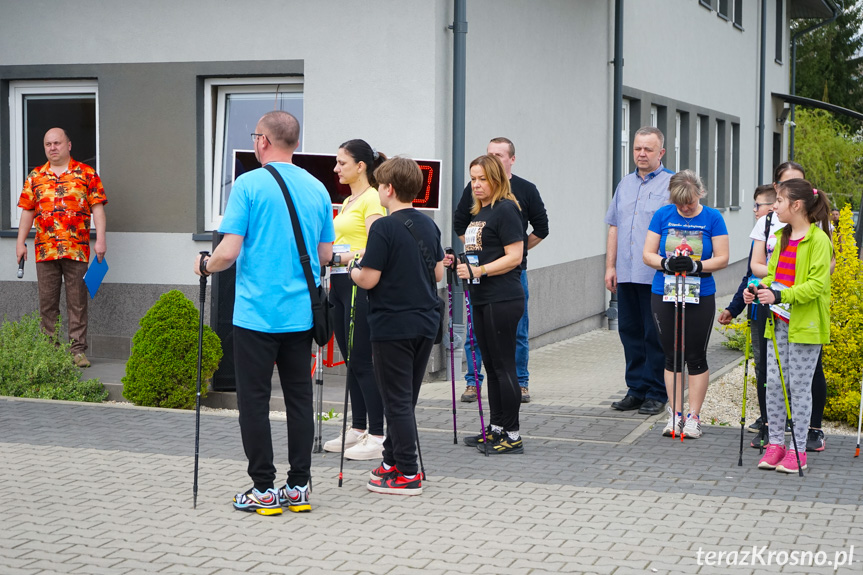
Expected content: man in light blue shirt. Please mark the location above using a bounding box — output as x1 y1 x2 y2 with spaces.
195 111 334 515
604 127 671 415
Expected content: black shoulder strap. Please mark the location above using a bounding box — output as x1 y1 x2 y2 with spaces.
391 210 437 288
264 164 321 302
764 212 773 257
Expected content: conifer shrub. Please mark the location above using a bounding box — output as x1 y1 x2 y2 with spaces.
823 207 863 425
0 312 107 402
122 290 222 409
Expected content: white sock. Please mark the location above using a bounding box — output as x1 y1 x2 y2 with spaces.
491 425 503 434
403 474 416 480
507 431 520 441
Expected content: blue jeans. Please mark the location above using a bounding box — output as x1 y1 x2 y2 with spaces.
465 270 529 388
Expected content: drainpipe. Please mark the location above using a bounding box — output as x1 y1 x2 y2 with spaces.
607 0 623 331
790 1 839 159
447 0 467 374
757 0 767 185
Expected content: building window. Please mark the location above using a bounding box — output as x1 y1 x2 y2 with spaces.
8 80 99 227
733 0 744 28
621 99 630 180
675 112 682 173
775 0 784 63
718 0 730 19
650 105 658 128
731 123 740 206
695 115 703 178
715 119 726 207
204 78 304 231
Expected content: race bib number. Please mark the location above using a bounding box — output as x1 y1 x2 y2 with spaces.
662 275 701 304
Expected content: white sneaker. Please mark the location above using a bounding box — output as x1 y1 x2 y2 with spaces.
323 428 366 453
662 411 684 437
344 434 385 461
682 415 703 439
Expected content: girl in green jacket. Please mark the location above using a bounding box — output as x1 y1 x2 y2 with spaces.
743 178 831 474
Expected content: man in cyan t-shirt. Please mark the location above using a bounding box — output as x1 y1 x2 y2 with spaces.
195 111 334 516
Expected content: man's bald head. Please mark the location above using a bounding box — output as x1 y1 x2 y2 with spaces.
258 111 300 150
44 127 72 167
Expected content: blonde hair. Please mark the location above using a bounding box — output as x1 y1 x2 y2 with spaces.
668 169 707 205
468 154 520 215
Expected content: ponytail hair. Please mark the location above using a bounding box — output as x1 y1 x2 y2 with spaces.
339 139 387 188
774 178 832 254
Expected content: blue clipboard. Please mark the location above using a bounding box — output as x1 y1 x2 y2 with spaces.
84 257 109 299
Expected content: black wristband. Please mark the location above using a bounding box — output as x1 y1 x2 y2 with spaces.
771 289 782 304
661 257 670 273
200 257 211 276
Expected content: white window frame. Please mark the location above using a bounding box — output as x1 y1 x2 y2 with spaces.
8 80 100 227
650 105 658 128
695 117 702 178
621 99 630 180
714 120 720 206
675 112 681 173
204 77 304 231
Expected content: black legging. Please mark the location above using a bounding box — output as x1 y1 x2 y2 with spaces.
330 273 384 436
471 297 524 433
651 293 716 376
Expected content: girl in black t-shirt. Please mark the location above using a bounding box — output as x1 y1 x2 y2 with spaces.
444 154 525 454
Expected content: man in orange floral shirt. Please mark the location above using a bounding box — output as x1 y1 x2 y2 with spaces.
16 127 107 368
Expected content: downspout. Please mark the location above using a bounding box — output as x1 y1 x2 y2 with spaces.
607 0 623 331
758 0 767 185
450 0 467 327
790 1 839 159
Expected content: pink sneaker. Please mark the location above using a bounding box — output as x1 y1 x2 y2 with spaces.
776 449 807 473
757 444 786 470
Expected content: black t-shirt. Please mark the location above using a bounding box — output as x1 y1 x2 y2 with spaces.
361 208 444 341
453 174 549 269
463 199 524 306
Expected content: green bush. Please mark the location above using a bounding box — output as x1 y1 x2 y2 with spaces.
716 314 749 353
823 207 863 425
122 290 222 409
0 312 107 402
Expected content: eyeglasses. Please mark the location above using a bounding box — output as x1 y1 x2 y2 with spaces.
753 202 772 209
250 133 270 144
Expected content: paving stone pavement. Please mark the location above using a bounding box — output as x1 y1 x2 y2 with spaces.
2 300 862 575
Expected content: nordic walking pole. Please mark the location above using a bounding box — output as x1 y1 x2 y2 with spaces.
738 294 753 466
671 272 680 439
679 271 687 442
459 253 489 456
193 250 210 509
338 256 360 487
767 312 804 476
313 271 328 454
855 373 863 458
445 247 458 444
413 412 426 480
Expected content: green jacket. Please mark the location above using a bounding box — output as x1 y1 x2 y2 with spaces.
763 223 831 344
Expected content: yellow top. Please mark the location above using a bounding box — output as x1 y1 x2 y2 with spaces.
333 187 386 250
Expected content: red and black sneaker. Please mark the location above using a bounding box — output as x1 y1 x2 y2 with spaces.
367 471 422 496
369 463 399 480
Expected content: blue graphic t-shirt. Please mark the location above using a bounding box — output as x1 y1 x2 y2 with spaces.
648 204 728 296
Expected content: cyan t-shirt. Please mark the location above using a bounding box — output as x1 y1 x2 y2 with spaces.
648 203 728 296
219 162 335 333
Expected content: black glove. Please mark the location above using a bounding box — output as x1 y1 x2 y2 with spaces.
668 256 702 274
770 289 782 304
661 257 673 273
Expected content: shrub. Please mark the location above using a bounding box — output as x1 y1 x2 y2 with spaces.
0 312 107 402
716 313 749 353
823 207 863 425
122 290 222 409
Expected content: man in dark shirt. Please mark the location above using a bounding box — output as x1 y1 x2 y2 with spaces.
454 137 549 403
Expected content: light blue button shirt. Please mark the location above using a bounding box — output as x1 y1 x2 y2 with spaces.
605 165 673 284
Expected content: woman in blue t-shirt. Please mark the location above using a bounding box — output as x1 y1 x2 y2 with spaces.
643 170 729 440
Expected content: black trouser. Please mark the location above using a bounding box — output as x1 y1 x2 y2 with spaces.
651 293 715 376
472 298 524 433
372 337 435 476
234 326 313 491
616 283 667 402
330 274 384 435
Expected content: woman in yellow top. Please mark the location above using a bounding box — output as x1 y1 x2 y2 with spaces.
323 139 388 460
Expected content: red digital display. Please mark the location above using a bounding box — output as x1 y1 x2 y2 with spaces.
233 151 441 210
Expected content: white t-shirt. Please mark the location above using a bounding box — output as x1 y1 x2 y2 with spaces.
749 213 787 266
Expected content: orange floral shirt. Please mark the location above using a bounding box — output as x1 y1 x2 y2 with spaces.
18 158 107 263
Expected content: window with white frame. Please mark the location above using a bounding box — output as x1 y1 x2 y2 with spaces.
621 99 630 180
8 80 99 227
675 112 682 173
650 105 658 128
204 78 304 230
695 117 702 178
733 0 743 28
714 122 719 206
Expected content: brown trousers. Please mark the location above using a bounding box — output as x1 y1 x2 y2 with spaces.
36 259 89 354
